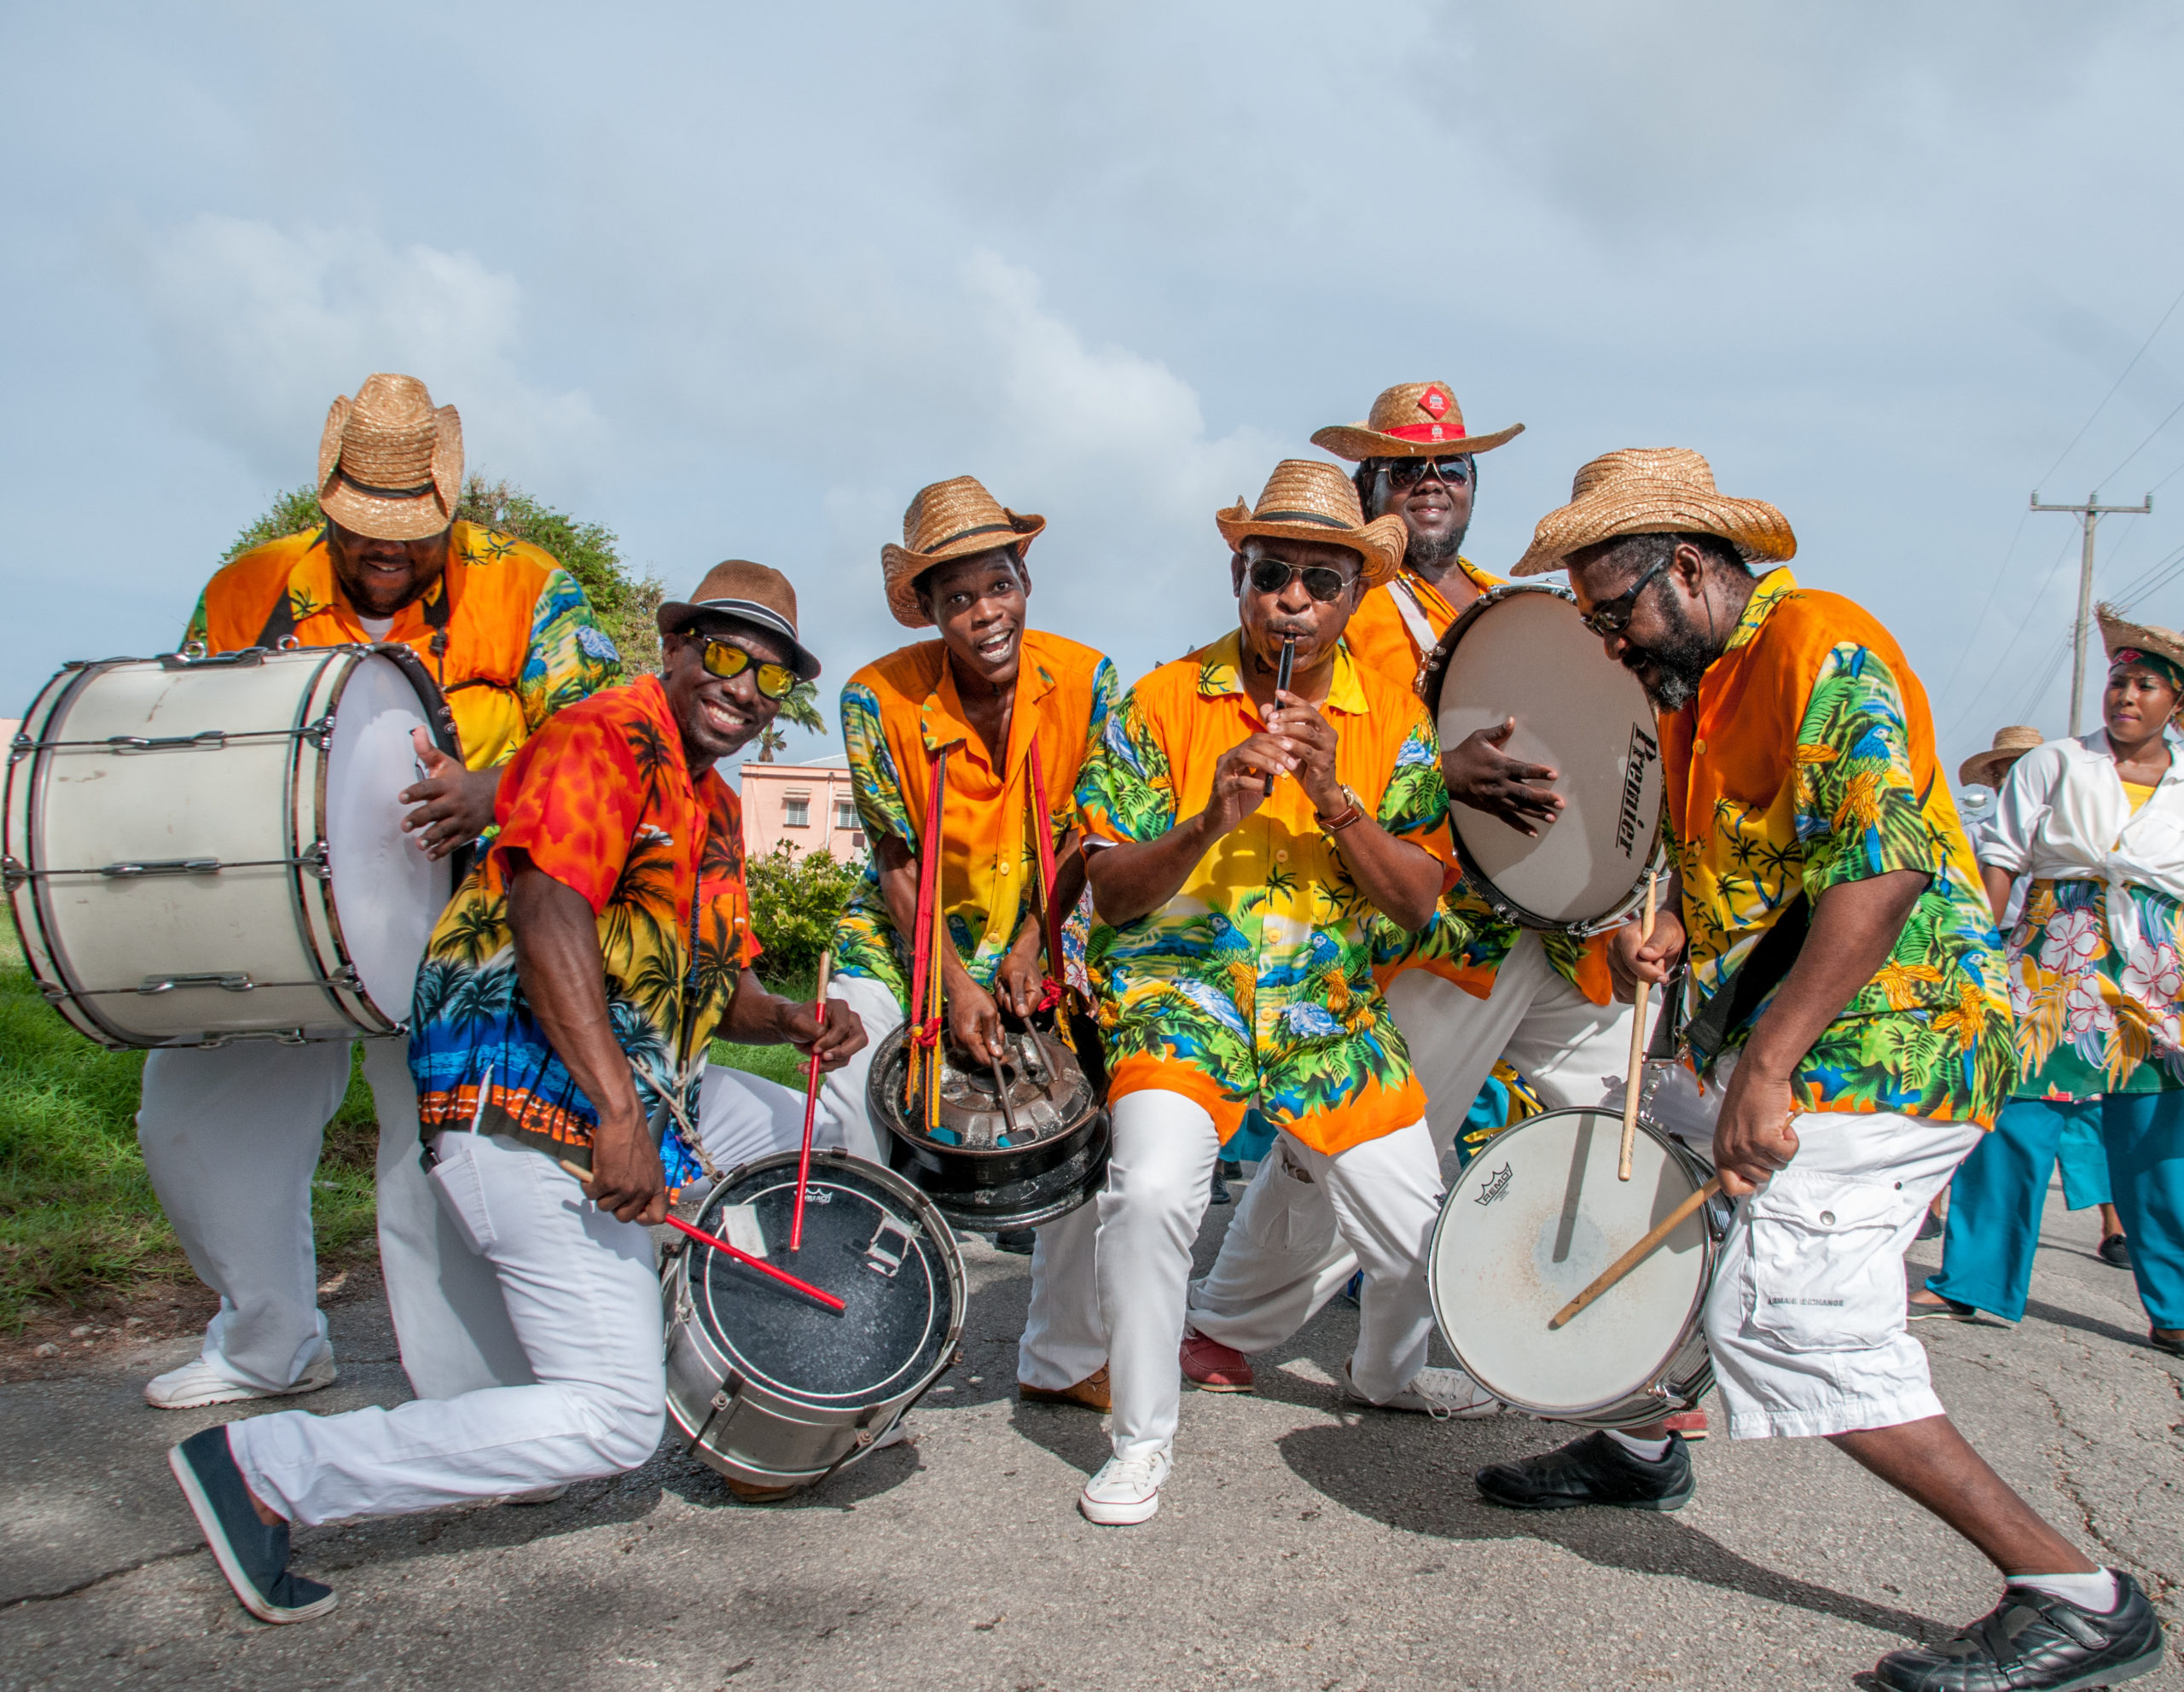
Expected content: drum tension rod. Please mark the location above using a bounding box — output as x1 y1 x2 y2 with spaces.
15 843 332 881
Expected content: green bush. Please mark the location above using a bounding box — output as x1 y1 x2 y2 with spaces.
745 842 863 991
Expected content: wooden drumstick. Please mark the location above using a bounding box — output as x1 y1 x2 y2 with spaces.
1548 1175 1722 1331
1618 873 1658 1181
790 951 834 1253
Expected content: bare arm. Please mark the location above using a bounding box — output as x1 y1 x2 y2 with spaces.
1086 733 1294 926
1982 864 2014 926
717 967 865 1067
1606 864 1686 1000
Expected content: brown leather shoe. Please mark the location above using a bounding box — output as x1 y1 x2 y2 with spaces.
1180 1332 1254 1393
1018 1366 1111 1411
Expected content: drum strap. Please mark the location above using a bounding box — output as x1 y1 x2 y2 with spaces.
1389 577 1440 657
1677 893 1809 1063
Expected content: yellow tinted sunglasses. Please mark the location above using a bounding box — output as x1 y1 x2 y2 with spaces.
698 637 797 701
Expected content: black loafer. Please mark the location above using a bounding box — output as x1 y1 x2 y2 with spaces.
168 1427 336 1625
1873 1572 2164 1691
2098 1233 2133 1269
992 1229 1037 1257
1475 1430 1693 1512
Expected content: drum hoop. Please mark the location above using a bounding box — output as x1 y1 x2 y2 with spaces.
1429 1106 1717 1422
1416 582 1665 937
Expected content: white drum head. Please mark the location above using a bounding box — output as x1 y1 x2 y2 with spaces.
1432 587 1664 927
1431 1108 1707 1416
324 654 453 1022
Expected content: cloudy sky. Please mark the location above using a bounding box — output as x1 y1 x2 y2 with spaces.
5 3 2183 777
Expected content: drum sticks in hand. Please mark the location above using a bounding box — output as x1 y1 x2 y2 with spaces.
791 951 833 1253
1618 873 1658 1181
1548 1175 1722 1330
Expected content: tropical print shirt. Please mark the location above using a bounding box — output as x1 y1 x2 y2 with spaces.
1350 561 1617 1006
409 675 760 1184
835 631 1119 1010
188 520 620 770
1660 568 2013 1125
1077 631 1456 1156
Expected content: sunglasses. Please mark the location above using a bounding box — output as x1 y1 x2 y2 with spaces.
697 637 797 701
1578 556 1670 638
1374 456 1472 491
1247 555 1356 604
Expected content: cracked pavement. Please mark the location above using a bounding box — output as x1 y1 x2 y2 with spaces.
3 1176 2179 1691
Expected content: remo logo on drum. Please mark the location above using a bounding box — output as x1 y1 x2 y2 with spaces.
1473 1163 1513 1206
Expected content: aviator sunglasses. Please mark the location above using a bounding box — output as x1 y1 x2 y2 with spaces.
1373 455 1472 491
1247 555 1356 604
697 636 798 701
1578 555 1670 638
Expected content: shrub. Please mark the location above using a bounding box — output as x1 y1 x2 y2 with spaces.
744 842 863 992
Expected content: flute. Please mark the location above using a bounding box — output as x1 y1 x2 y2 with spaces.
1265 634 1296 797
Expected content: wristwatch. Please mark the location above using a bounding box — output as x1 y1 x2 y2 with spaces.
1316 784 1367 834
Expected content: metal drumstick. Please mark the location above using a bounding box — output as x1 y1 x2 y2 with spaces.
1265 634 1295 797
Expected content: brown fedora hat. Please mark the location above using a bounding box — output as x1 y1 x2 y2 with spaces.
1957 724 2044 788
1512 447 1798 577
1310 380 1525 462
658 559 822 681
1214 460 1408 589
316 373 462 542
880 475 1045 629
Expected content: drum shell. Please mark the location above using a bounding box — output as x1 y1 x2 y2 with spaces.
662 1151 965 1495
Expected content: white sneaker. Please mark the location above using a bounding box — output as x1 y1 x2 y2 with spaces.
145 1343 338 1410
1078 1450 1171 1526
1344 1361 1500 1420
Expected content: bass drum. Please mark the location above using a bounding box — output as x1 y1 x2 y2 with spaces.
1428 1106 1721 1427
663 1151 965 1500
1418 582 1665 934
5 645 459 1047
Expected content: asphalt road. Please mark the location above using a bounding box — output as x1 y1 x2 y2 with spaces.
3 1176 2179 1692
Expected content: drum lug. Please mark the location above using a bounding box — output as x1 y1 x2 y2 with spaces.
8 735 30 765
301 840 331 881
2 855 25 893
302 715 337 750
137 971 255 995
158 645 263 670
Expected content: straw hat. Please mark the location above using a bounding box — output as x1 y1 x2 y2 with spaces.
658 559 822 681
880 476 1045 629
316 374 462 542
1214 460 1408 589
1310 381 1525 462
1511 447 1798 578
2097 604 2184 681
1957 725 2044 788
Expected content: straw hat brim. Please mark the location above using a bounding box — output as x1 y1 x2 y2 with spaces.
1310 420 1525 463
880 513 1044 630
1511 486 1797 578
2096 605 2184 677
316 403 463 543
1214 507 1407 589
1957 748 2030 788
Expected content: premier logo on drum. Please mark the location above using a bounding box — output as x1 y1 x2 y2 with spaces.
1616 725 1660 858
1473 1163 1513 1206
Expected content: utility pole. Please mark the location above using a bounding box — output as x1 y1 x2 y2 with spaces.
2030 490 2153 734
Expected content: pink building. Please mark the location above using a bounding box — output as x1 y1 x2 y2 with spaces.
736 755 868 862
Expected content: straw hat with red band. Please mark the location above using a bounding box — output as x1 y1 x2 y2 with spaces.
1511 446 1798 578
316 373 463 543
1214 459 1408 589
2098 603 2184 695
1310 381 1525 463
1957 725 2045 789
880 475 1045 630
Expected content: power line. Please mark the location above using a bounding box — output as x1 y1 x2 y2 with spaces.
2036 277 2184 488
2029 491 2153 735
2094 391 2184 489
1943 528 2081 739
1930 508 2030 717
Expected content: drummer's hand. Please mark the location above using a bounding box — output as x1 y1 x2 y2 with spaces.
778 996 865 1073
1711 1061 1800 1199
1199 735 1290 835
994 933 1047 1020
583 1105 670 1225
947 978 1008 1069
1269 691 1342 814
400 728 499 858
1442 719 1563 838
1608 908 1686 1001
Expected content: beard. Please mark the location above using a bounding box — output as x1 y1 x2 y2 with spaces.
1624 589 1720 712
1403 524 1468 574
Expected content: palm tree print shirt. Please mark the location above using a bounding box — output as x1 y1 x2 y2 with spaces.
1662 569 2013 1126
1077 631 1455 1157
408 676 759 1183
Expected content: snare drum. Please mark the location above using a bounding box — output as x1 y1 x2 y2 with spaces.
4 645 460 1047
1428 1106 1719 1427
663 1151 965 1499
1419 582 1665 933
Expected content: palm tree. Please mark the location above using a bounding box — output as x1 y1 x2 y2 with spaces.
753 679 827 764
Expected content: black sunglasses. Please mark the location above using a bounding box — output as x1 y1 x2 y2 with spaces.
1247 555 1356 603
1374 456 1472 491
1579 556 1670 638
697 636 797 701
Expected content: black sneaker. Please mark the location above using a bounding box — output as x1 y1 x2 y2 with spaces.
1873 1572 2163 1691
1916 1209 1945 1241
167 1427 336 1625
1474 1430 1693 1512
2098 1233 2133 1269
992 1229 1037 1257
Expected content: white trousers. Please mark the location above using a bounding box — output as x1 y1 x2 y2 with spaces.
1188 934 1634 1354
691 1061 851 1185
1099 1090 1443 1462
816 972 902 1166
137 1039 526 1399
227 1129 664 1526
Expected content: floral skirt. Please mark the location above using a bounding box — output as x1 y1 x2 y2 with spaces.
2007 877 2184 1097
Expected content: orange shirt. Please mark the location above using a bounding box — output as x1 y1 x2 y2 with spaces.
1342 558 1500 686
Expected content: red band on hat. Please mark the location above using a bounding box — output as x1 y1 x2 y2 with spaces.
1381 422 1467 444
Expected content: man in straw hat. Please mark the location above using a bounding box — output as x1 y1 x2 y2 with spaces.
819 475 1122 1412
169 560 866 1624
140 374 624 1417
1177 381 1644 1408
1914 613 2184 1369
1066 459 1496 1527
1479 450 2161 1692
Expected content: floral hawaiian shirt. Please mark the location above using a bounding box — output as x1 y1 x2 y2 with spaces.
188 520 620 770
1077 630 1455 1156
835 630 1119 1010
409 675 760 1184
1659 568 2013 1126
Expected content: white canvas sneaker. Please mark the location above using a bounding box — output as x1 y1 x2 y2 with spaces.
145 1342 338 1410
1078 1449 1172 1526
1344 1361 1500 1419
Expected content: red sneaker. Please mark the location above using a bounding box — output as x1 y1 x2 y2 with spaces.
1664 1410 1708 1441
1180 1332 1254 1392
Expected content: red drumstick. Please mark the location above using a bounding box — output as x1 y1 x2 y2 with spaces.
662 1214 846 1312
790 951 833 1252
